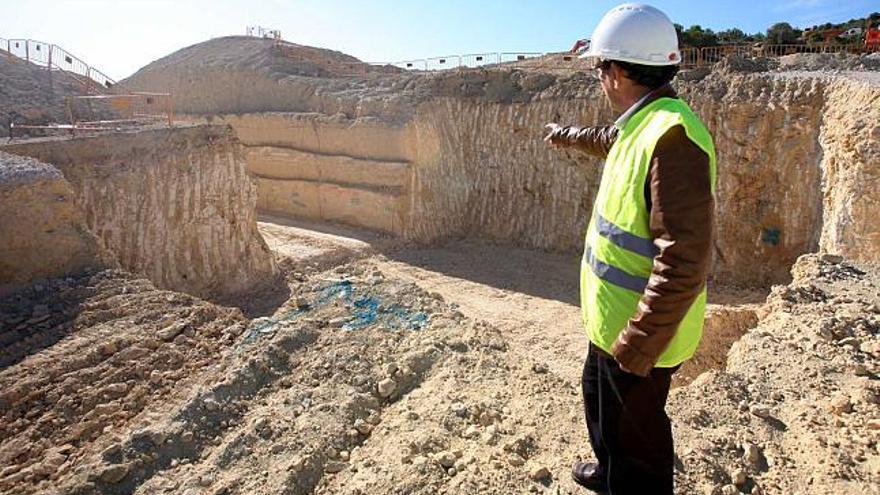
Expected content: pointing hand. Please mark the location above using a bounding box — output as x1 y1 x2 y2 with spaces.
543 123 564 146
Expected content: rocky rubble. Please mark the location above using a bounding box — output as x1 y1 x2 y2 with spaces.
669 254 880 495
1 257 593 495
2 244 879 495
0 269 245 494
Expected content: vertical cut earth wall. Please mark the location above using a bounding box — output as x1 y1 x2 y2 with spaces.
2 126 279 300
199 72 879 289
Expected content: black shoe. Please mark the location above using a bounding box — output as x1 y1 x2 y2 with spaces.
571 461 608 493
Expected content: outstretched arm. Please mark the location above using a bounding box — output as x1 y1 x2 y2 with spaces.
544 123 619 158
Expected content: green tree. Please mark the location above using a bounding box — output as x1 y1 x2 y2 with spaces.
804 29 824 44
718 28 747 44
674 23 684 46
767 22 798 44
679 25 719 47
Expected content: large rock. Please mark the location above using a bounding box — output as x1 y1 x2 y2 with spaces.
3 125 280 301
0 151 107 295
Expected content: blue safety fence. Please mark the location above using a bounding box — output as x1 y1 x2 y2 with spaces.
242 279 430 344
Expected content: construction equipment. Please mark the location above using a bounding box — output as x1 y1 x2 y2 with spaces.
570 39 589 54
865 19 880 51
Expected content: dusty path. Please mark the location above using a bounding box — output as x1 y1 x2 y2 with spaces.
377 241 587 381
259 218 587 380
258 214 385 274
259 218 761 386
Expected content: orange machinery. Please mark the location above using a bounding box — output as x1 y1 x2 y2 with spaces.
865 19 880 50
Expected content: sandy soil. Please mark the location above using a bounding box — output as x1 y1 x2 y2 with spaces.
1 218 877 494
258 219 763 385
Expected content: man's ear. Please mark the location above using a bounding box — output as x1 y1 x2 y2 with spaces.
609 63 624 89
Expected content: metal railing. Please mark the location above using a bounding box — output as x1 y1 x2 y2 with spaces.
425 55 461 71
680 43 874 68
0 37 118 93
311 43 880 77
67 92 174 128
461 53 501 68
500 52 543 64
9 92 175 139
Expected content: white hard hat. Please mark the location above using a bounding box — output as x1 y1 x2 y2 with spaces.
581 3 681 66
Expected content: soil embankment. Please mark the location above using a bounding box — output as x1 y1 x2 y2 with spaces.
124 39 880 288
0 151 108 295
0 55 74 137
3 125 280 302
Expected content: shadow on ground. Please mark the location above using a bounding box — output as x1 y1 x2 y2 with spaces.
382 239 582 306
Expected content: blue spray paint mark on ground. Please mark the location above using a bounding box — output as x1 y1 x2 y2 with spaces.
242 307 308 344
383 304 430 331
317 279 354 306
762 227 781 246
343 296 381 330
241 279 430 345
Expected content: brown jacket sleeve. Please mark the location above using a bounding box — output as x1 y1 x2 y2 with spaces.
549 125 619 158
611 124 714 376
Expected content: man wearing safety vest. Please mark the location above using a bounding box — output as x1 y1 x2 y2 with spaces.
544 4 715 494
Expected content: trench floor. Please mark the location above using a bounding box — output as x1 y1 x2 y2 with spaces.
257 216 766 387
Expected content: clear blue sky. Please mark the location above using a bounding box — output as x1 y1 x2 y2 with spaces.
1 0 877 79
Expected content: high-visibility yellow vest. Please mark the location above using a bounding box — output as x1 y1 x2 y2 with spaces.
581 96 716 367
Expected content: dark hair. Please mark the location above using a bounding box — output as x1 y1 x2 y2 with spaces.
612 60 679 89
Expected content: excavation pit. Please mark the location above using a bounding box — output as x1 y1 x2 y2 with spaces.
1 37 879 495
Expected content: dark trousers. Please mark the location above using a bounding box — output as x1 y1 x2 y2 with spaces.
581 344 678 495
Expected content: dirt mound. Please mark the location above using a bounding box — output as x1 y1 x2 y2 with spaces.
126 36 371 80
777 52 880 72
121 36 416 120
1 260 561 494
670 254 880 494
713 55 777 74
5 243 877 495
0 56 95 138
0 269 245 493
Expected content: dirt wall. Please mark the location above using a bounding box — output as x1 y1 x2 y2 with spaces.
2 126 279 301
409 72 845 287
182 69 879 289
0 152 108 295
682 73 827 286
818 74 880 260
200 113 415 235
407 97 606 249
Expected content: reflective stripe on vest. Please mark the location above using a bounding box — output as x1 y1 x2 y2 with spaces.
583 246 649 293
580 96 717 368
596 213 660 259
